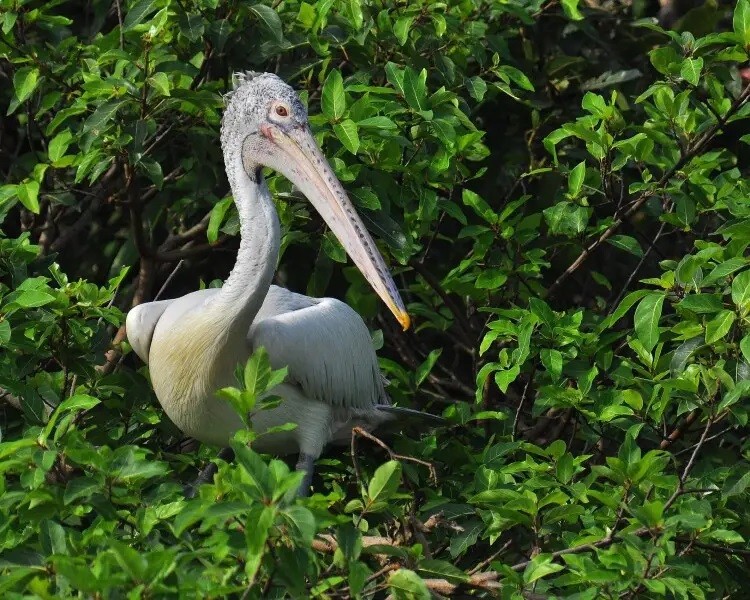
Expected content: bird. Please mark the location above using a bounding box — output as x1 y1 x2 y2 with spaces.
125 72 438 495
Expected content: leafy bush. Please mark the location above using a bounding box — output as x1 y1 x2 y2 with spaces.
2 0 750 597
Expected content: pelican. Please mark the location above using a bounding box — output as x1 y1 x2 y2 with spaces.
126 72 435 495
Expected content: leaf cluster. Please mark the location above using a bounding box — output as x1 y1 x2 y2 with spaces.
1 0 750 598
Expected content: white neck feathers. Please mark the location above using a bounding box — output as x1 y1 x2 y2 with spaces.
210 135 280 335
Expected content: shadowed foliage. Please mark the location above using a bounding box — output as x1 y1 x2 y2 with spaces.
1 0 750 597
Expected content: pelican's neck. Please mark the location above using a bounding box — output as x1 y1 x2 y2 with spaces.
214 139 280 334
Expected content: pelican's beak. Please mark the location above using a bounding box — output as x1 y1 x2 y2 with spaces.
262 123 410 330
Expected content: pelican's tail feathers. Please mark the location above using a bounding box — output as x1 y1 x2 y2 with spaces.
375 405 445 426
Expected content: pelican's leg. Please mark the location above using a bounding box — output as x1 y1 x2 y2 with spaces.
295 452 316 497
184 447 236 498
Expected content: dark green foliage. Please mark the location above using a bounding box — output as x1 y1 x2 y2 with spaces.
1 0 750 597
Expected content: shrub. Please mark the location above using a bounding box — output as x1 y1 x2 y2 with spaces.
1 0 750 597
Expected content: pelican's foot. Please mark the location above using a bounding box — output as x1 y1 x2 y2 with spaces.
295 452 316 497
184 447 236 499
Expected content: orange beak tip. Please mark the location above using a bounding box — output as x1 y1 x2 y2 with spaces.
399 312 411 331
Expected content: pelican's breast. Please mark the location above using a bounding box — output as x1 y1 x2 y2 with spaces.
149 311 247 446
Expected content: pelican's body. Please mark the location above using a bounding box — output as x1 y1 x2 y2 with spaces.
128 285 388 454
126 73 431 493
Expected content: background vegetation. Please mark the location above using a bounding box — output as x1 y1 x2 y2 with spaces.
2 0 750 597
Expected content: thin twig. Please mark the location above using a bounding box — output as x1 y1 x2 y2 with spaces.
351 426 437 483
676 537 750 558
154 259 184 301
512 370 534 441
114 0 124 49
409 259 475 349
664 414 714 511
659 410 698 449
608 221 666 314
510 527 650 571
469 539 513 575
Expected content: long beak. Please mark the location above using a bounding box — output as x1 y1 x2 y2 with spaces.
262 123 410 330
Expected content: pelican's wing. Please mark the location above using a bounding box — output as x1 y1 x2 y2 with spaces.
249 295 386 410
125 299 177 364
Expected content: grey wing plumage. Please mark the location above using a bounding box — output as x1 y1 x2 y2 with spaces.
249 289 387 410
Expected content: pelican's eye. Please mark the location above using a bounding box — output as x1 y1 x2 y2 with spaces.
274 104 289 118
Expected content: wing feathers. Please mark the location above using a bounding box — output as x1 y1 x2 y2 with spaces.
249 297 386 410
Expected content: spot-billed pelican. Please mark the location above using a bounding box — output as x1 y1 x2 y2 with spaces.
126 72 437 495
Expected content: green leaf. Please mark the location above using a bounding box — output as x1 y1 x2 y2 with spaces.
207 197 233 244
48 130 73 162
634 292 664 352
476 269 508 289
178 12 204 40
466 76 487 102
138 157 163 189
351 187 381 210
705 309 735 344
723 470 750 497
385 62 406 97
244 347 273 397
82 100 125 136
449 521 482 557
678 294 723 314
543 202 589 237
124 0 158 29
110 540 147 581
0 320 10 344
415 349 441 387
740 335 750 365
540 349 563 380
403 67 427 111
731 269 750 309
462 189 496 224
524 554 565 584
494 364 520 393
358 116 397 129
249 4 283 42
418 559 469 583
2 11 17 34
333 119 360 154
561 0 584 20
600 289 651 330
567 161 586 197
431 119 456 146
64 477 101 505
42 394 100 439
282 505 315 543
244 505 275 584
347 0 363 30
497 65 534 91
389 569 431 600
393 16 413 46
17 181 40 213
13 67 40 104
702 258 747 286
607 234 643 257
680 57 703 86
39 520 67 555
734 0 750 45
14 289 54 307
322 70 346 121
147 72 171 96
54 394 100 418
368 460 402 502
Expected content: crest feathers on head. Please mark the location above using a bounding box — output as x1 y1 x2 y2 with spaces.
232 70 261 89
223 71 262 105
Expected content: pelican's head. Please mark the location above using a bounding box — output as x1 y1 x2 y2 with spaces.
222 72 410 331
